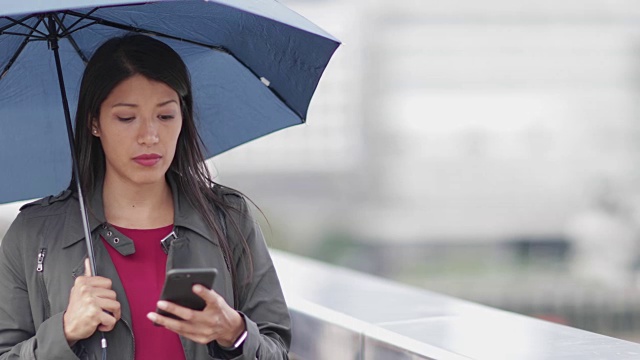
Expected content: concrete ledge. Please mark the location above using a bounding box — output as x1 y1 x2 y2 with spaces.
272 250 640 360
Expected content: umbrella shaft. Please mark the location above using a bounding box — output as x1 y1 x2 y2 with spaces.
47 15 98 277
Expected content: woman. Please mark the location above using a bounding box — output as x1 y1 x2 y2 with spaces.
0 34 290 359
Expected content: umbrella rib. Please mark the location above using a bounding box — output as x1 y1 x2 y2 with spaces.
63 10 231 54
1 31 47 40
0 16 23 33
52 14 89 64
1 18 42 80
4 16 48 38
60 21 99 37
0 15 33 32
62 8 100 35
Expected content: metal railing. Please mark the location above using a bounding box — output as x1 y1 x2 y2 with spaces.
272 250 640 360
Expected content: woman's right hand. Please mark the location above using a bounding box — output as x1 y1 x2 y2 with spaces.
63 259 121 346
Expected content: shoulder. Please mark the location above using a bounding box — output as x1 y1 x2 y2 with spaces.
18 189 74 219
1 190 68 251
211 185 258 235
212 184 247 210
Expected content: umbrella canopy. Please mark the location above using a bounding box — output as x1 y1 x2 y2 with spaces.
0 0 340 203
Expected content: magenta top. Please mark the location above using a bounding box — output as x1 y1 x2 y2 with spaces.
104 224 186 360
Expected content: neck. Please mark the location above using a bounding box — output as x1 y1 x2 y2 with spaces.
102 172 174 229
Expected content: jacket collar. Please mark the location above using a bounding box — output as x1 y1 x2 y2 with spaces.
62 180 107 249
168 173 215 241
63 172 215 248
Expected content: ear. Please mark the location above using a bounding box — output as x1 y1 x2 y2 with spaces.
91 119 100 137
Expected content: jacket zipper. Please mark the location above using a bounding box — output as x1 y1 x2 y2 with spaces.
36 248 51 319
121 318 135 360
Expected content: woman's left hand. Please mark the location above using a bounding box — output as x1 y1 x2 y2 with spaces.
147 285 245 347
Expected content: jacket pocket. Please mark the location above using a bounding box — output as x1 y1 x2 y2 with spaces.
36 247 51 319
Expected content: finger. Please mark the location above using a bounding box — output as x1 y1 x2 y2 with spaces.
151 316 213 345
74 285 116 300
193 285 222 307
84 258 92 277
97 311 118 332
95 298 122 321
147 312 190 334
97 324 115 332
75 284 116 302
76 276 113 289
156 301 196 321
88 287 117 300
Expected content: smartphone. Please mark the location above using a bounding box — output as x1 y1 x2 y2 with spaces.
156 268 218 320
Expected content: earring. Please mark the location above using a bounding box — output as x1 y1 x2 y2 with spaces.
92 129 98 135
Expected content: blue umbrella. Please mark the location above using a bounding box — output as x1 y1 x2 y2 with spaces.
0 0 339 203
0 0 338 273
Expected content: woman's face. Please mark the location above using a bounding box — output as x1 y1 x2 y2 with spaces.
93 74 183 187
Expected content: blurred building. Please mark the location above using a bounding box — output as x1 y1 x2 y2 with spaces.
214 0 640 252
210 0 640 340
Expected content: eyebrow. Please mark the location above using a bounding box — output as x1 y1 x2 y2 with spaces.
112 99 178 108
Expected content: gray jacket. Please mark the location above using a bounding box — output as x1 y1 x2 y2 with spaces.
0 177 291 360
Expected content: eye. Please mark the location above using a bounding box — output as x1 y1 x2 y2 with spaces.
117 116 134 122
159 115 175 121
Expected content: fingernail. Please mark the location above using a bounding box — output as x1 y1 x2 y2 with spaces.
193 285 203 292
147 313 157 321
157 301 168 309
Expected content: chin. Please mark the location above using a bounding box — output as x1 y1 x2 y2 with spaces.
129 169 169 186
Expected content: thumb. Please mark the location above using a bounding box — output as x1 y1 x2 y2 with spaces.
84 258 92 277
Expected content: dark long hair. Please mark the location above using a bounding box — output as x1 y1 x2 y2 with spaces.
72 34 251 306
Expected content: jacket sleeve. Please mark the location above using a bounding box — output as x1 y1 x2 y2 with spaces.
0 214 80 360
211 194 291 360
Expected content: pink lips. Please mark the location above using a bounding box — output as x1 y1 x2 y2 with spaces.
133 153 162 167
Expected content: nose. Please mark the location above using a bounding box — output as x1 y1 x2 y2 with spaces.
137 117 159 146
